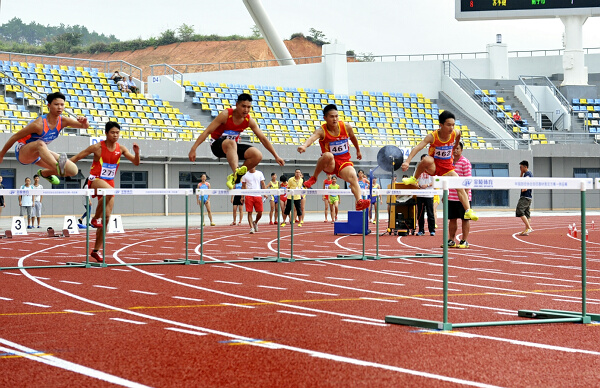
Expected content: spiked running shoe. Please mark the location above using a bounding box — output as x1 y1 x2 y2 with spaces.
355 199 370 211
57 152 68 177
402 176 418 186
464 209 479 221
90 218 102 228
37 169 60 185
457 240 469 249
90 251 102 263
440 240 457 248
303 176 317 188
236 166 247 177
226 173 236 189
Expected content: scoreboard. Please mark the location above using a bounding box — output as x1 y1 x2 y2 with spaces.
456 0 600 20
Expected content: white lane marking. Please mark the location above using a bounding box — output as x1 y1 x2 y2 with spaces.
0 297 13 301
485 293 526 298
478 278 513 283
495 312 518 316
32 276 50 280
359 297 397 303
277 310 317 317
165 327 208 336
425 287 462 292
172 296 204 302
521 272 554 275
130 290 158 295
176 276 200 280
325 277 354 281
93 285 117 289
552 299 582 303
372 281 404 286
536 283 573 288
0 340 150 388
342 319 388 327
303 263 327 266
305 291 339 296
110 268 131 272
214 280 242 285
221 303 254 309
23 302 51 308
110 318 147 325
427 274 458 278
64 309 95 316
4 272 20 276
257 285 287 290
33 259 50 262
284 272 310 277
422 304 465 310
59 280 82 285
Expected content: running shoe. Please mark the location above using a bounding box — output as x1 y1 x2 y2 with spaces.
303 176 317 188
253 221 259 232
298 221 303 227
280 222 287 227
37 169 60 185
90 218 102 228
269 221 274 225
518 228 533 236
355 199 370 211
440 240 457 248
416 231 425 236
457 240 469 249
430 232 435 236
57 152 68 177
226 173 236 189
90 251 102 263
210 222 216 226
236 166 247 177
402 176 418 186
464 209 479 221
249 228 255 234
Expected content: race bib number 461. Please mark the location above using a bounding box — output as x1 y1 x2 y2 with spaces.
329 139 349 155
100 163 118 180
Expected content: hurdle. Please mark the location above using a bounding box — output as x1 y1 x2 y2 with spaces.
94 188 193 268
385 176 594 330
0 188 93 270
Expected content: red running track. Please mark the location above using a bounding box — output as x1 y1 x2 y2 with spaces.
1 215 600 387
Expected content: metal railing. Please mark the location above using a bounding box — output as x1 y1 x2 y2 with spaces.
149 64 184 85
519 75 572 114
155 56 324 74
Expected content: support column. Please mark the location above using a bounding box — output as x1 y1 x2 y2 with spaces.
561 15 588 86
323 43 349 96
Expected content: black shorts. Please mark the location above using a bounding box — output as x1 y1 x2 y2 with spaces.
211 138 253 160
515 196 532 218
448 200 470 220
233 196 243 206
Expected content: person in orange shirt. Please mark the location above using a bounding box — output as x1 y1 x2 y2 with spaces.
401 110 478 221
298 104 370 211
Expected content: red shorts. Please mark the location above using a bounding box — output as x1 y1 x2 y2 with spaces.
433 162 455 177
245 196 263 212
89 176 115 198
324 157 354 177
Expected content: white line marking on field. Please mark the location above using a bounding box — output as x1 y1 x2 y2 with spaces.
64 309 95 316
4 272 20 276
93 285 117 289
422 304 465 310
214 280 242 285
23 302 50 308
536 283 573 288
306 291 339 296
176 276 200 280
325 277 354 281
521 272 554 276
425 287 462 292
165 327 208 336
221 303 254 309
359 297 398 303
372 281 404 286
342 319 388 327
33 259 50 262
478 278 512 283
552 299 581 303
285 272 310 277
277 310 316 317
130 290 158 295
32 276 50 280
0 297 12 301
257 285 287 290
303 263 327 266
495 312 518 316
486 293 526 298
59 280 82 285
212 265 233 268
427 274 458 278
172 296 204 302
110 318 147 325
110 268 131 272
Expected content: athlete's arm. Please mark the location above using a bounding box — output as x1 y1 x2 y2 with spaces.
297 127 324 154
121 143 141 166
248 118 285 167
452 129 462 151
188 110 228 162
61 116 89 129
69 143 101 164
401 133 434 171
0 119 43 163
346 122 362 160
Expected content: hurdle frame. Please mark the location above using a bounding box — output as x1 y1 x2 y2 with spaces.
0 189 93 271
385 177 594 330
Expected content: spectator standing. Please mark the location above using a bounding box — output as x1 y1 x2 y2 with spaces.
281 169 303 227
32 174 43 228
241 167 265 234
446 142 472 248
230 181 244 226
266 173 279 225
18 177 34 229
517 160 533 236
197 173 215 226
370 177 381 223
328 176 340 222
416 154 435 236
0 176 5 219
279 175 288 218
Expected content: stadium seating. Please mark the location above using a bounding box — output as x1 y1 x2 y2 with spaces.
572 98 600 133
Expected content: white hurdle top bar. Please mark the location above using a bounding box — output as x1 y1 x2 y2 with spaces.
433 177 594 190
0 189 94 196
96 188 194 196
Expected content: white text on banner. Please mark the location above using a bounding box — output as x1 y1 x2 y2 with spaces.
433 177 593 190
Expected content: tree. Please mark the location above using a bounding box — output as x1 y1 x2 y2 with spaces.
177 24 195 41
251 25 261 39
157 29 178 45
53 32 82 53
308 28 328 45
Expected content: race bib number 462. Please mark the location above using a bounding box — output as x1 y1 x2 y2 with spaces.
100 163 118 180
329 139 349 155
433 146 453 160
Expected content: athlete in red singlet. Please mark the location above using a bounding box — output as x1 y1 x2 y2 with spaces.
401 110 478 221
70 121 140 262
298 104 370 211
188 93 284 189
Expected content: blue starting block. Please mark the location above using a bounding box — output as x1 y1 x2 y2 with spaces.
334 210 370 235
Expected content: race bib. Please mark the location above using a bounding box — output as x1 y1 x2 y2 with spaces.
221 130 240 142
329 139 349 155
433 146 453 160
100 163 117 180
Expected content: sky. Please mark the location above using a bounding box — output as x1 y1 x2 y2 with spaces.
2 1 600 56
